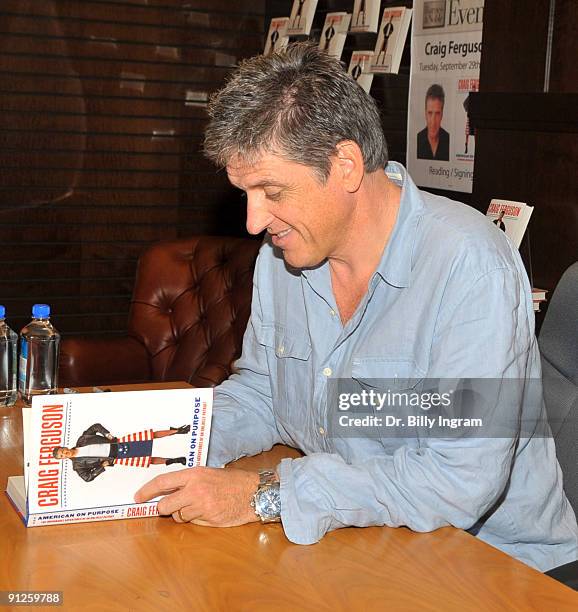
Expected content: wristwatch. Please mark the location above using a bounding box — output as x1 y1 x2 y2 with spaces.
251 469 281 523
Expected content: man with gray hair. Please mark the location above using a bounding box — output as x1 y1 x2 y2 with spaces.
135 44 577 572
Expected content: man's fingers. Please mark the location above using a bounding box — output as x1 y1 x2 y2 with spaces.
155 487 197 516
134 468 193 502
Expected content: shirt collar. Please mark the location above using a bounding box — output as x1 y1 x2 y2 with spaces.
300 162 423 290
373 161 424 289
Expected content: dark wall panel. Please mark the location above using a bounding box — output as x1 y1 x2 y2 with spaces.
0 0 266 335
472 0 578 325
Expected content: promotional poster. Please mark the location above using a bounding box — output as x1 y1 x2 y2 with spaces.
407 0 484 193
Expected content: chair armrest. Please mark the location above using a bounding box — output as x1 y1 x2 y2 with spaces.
59 336 151 387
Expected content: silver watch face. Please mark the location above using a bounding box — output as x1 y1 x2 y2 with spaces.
255 483 281 518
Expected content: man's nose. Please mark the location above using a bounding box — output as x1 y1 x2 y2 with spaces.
246 197 274 235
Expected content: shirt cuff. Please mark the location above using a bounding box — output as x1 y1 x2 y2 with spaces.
278 457 332 545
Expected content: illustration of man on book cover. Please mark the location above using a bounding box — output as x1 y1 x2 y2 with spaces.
52 423 190 482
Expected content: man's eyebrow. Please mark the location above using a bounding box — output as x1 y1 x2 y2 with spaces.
250 179 288 188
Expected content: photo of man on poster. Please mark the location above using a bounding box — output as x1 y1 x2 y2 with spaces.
417 84 450 161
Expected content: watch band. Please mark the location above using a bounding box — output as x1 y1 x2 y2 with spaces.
258 469 277 487
251 469 281 523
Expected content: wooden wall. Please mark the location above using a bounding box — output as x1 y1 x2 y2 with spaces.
0 0 265 335
470 0 578 323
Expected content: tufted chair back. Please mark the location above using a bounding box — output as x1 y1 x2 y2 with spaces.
58 235 261 388
129 236 261 387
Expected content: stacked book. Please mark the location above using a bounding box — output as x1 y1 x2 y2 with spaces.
532 288 547 312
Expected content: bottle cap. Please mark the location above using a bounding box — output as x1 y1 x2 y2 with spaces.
0 305 4 319
32 304 51 318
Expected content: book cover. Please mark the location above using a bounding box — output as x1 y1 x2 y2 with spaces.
350 0 381 33
287 0 319 36
348 50 375 93
371 7 413 74
318 13 351 59
264 17 290 56
486 199 534 249
6 388 212 527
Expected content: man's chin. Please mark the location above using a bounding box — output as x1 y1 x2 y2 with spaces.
280 249 322 270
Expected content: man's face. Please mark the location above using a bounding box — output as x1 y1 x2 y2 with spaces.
425 97 444 139
54 447 73 459
226 153 354 269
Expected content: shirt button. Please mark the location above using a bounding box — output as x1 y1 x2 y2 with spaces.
322 367 332 377
329 309 336 317
278 345 285 354
319 427 326 435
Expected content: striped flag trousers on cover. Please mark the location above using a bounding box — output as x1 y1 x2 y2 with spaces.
114 429 154 467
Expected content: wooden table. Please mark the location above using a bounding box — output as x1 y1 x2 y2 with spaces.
1 383 577 611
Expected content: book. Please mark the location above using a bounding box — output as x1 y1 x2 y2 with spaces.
350 0 381 33
287 0 319 36
486 199 534 249
264 17 290 56
318 12 351 59
532 288 548 302
5 388 213 527
371 7 413 74
348 50 375 93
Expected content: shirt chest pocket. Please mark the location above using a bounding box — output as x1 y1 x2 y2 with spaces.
351 358 423 392
257 324 312 421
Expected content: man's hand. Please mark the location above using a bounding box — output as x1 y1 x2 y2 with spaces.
134 467 261 527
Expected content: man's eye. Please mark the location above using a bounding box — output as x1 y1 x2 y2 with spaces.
266 192 282 201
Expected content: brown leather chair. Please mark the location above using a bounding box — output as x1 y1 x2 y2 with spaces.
59 236 261 388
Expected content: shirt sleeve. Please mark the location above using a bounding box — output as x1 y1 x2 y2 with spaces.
278 265 536 544
207 258 283 468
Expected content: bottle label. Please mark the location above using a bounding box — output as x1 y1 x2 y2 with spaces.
18 338 28 393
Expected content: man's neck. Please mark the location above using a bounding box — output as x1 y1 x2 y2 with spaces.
328 171 401 321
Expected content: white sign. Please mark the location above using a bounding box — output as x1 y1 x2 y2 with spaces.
407 0 484 193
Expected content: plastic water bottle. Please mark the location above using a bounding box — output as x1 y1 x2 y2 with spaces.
19 304 61 405
0 305 18 407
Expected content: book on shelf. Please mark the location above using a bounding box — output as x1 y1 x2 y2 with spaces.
532 288 548 302
371 7 413 74
318 12 351 59
287 0 319 36
350 0 381 33
532 288 548 312
5 388 212 527
348 50 375 93
486 199 534 249
264 17 290 55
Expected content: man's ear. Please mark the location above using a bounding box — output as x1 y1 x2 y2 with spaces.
333 140 364 193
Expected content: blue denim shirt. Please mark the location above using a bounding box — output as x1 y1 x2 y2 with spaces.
208 162 578 571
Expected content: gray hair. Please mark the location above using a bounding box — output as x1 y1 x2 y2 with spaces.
203 42 388 182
